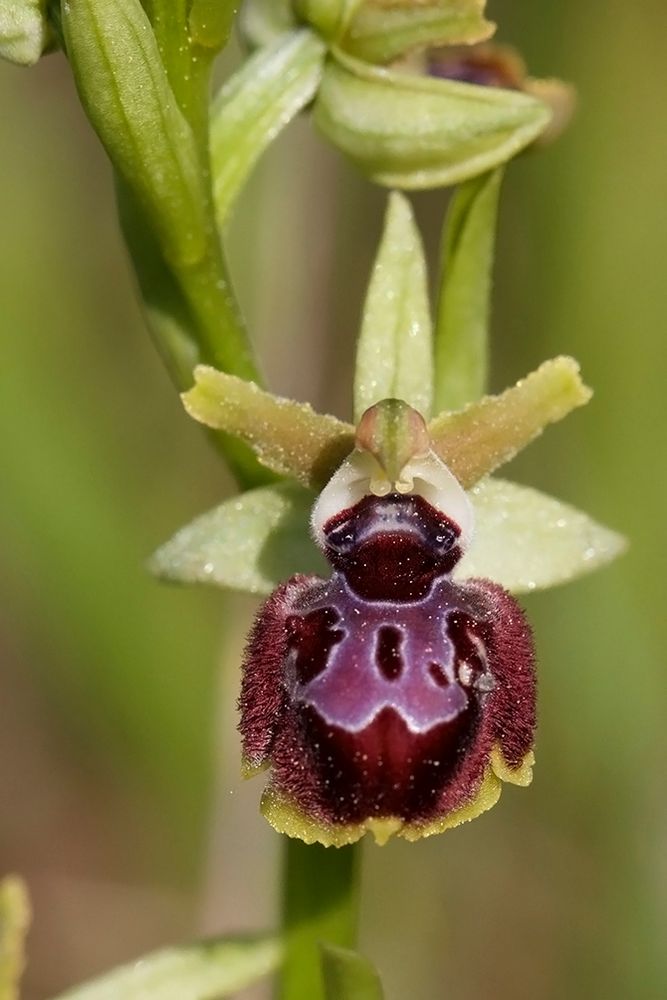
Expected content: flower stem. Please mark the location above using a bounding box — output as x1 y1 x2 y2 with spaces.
278 840 361 1000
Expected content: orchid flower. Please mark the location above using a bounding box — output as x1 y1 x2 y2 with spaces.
151 194 624 846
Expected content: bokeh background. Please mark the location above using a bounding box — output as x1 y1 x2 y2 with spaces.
1 1 665 997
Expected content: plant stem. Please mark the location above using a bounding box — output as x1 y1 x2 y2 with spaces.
278 840 361 1000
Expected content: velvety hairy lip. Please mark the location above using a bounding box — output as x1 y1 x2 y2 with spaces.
240 489 536 839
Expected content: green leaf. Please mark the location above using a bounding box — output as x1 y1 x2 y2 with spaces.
211 29 326 226
314 49 551 190
151 483 325 593
0 0 49 65
434 167 503 411
183 367 355 488
340 0 493 65
428 356 592 488
62 0 207 268
320 943 384 1000
0 876 30 1000
354 192 433 421
456 478 627 593
51 933 281 1000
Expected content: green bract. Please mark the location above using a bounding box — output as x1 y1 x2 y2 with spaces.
211 29 326 226
434 167 503 410
62 0 207 268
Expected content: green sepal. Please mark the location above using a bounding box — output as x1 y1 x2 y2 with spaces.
239 0 296 49
354 192 433 421
314 48 551 189
211 29 326 226
0 876 30 1000
150 473 624 597
339 0 493 65
183 367 355 489
321 943 385 1000
150 483 326 594
434 167 503 411
0 0 49 65
188 0 236 50
50 933 281 1000
428 356 592 488
456 478 627 593
293 0 362 44
62 0 207 268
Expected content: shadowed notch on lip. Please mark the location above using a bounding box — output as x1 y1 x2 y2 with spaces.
427 44 525 90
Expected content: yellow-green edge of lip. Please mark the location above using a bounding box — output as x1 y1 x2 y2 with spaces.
256 746 535 847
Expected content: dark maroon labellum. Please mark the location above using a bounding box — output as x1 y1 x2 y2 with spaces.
240 490 535 841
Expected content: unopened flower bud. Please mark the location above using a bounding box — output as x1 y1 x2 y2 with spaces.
427 43 575 146
0 0 50 66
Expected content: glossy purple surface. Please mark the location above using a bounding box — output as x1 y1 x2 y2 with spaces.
285 571 490 733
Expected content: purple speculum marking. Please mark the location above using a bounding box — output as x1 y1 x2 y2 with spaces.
240 486 536 830
287 572 486 734
287 493 489 733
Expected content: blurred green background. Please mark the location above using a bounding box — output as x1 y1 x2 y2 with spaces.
1 1 665 997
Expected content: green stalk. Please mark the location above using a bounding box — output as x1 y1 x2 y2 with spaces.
144 0 260 382
279 841 361 1000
